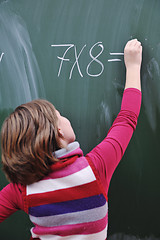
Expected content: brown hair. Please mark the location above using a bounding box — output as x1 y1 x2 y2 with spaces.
1 99 61 185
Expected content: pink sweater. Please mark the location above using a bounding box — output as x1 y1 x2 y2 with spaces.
0 88 141 239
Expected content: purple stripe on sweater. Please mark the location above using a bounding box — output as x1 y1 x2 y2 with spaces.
29 194 106 217
29 203 108 227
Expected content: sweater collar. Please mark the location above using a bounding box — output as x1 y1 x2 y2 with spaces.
54 141 83 159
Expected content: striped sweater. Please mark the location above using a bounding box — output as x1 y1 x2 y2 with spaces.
0 88 142 240
23 145 108 240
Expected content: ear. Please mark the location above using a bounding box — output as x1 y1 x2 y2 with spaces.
57 128 68 149
58 128 64 138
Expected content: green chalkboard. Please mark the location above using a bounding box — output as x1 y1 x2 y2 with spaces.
0 0 160 239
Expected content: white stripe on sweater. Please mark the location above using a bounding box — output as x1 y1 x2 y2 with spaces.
31 226 108 240
27 165 96 195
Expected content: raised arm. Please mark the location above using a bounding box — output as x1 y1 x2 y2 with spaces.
86 39 142 195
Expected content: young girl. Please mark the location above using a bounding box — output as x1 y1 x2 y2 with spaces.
0 39 142 240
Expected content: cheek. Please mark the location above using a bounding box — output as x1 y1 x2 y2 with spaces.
59 116 75 142
66 121 76 141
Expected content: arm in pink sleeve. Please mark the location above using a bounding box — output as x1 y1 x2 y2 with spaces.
86 88 142 195
0 183 24 223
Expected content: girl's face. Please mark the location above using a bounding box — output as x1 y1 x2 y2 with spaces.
56 110 76 145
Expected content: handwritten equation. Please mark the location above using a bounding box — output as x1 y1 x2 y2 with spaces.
51 42 124 79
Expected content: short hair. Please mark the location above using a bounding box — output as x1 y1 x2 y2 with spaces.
1 99 61 185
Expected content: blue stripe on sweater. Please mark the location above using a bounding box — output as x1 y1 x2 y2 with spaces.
29 194 106 217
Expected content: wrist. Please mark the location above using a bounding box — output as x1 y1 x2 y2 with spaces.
125 67 141 91
126 65 141 73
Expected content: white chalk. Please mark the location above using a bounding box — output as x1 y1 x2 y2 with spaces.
108 59 122 62
109 52 124 55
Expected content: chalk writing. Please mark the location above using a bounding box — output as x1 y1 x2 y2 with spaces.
69 44 86 79
51 42 123 79
51 44 74 77
86 42 104 77
108 52 124 62
0 52 4 63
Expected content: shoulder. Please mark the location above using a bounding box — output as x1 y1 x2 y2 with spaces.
0 183 24 210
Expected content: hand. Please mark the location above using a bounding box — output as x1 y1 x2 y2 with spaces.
124 39 142 91
124 39 142 70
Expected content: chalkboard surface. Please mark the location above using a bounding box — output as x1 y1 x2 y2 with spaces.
0 0 160 239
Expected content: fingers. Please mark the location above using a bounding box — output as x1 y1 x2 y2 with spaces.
124 39 142 69
134 40 142 52
125 39 142 50
124 39 142 59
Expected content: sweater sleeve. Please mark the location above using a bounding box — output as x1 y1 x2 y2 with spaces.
86 88 142 195
0 183 24 223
